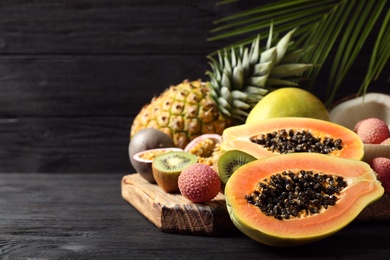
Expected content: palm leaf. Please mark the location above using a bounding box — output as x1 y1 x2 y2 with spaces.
208 0 389 107
360 7 390 95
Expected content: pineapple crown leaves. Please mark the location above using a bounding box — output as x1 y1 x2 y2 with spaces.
206 25 313 123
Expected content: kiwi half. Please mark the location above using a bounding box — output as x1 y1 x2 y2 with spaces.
217 150 256 185
152 151 197 193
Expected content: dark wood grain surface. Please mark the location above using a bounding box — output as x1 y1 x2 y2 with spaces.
0 0 228 173
0 172 389 259
0 0 388 174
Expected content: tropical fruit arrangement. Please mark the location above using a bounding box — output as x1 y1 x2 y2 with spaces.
130 26 314 149
128 27 390 246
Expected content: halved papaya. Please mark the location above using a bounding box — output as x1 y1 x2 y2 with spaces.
225 153 384 246
222 117 364 160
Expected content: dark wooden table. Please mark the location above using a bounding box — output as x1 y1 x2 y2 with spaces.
1 172 389 259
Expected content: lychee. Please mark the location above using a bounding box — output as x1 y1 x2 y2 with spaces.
353 119 365 132
371 157 390 194
355 118 389 144
178 163 221 203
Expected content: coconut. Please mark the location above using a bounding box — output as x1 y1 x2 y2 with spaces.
330 93 390 164
329 93 390 130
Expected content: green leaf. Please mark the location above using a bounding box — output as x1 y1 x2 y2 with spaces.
359 6 390 95
209 0 389 107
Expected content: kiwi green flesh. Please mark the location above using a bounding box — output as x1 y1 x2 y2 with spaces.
152 151 197 173
218 150 257 184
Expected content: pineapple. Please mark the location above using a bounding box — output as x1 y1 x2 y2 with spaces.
131 26 313 149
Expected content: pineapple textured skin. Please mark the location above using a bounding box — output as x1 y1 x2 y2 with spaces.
130 80 234 149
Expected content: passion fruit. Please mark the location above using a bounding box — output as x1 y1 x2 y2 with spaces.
132 147 183 183
184 134 222 167
129 128 176 182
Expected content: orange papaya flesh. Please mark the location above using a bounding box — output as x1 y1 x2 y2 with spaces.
222 117 364 160
225 153 384 247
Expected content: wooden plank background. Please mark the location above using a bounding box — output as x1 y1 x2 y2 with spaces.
0 0 388 173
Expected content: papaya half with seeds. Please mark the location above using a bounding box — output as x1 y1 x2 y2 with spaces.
225 153 384 247
221 117 364 160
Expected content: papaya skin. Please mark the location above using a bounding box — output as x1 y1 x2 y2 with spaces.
225 153 384 247
226 201 333 246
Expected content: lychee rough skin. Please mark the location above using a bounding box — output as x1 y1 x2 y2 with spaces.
371 157 390 194
178 163 221 203
356 118 390 144
353 119 365 132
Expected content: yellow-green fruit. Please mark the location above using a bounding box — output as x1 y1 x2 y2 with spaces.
246 88 329 123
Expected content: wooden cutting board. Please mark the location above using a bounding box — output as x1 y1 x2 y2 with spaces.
121 173 236 236
122 173 390 236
